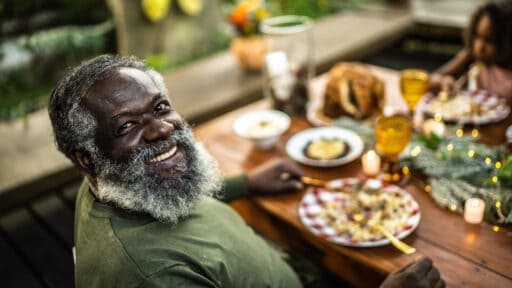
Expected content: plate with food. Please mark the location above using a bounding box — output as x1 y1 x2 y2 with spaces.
298 178 420 247
417 90 510 124
286 127 364 167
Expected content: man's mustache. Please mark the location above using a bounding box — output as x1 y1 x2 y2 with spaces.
122 127 192 165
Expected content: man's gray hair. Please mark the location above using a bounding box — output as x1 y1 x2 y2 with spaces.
48 54 168 166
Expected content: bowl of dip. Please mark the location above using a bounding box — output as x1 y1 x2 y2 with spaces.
233 109 291 150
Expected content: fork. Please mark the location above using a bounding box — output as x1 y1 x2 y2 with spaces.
300 176 352 193
352 213 416 254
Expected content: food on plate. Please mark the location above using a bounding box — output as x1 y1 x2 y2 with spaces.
428 90 501 120
321 182 414 242
323 63 385 119
304 138 349 160
246 120 281 138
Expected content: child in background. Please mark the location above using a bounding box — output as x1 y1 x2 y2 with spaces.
429 1 512 100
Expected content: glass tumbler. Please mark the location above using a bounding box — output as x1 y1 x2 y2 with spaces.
260 15 314 116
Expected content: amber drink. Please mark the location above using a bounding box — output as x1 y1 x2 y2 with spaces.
375 114 411 162
400 69 428 112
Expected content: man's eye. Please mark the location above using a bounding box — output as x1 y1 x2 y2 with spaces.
155 102 171 114
118 122 135 134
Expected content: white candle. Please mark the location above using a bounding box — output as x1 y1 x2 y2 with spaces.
362 150 381 177
464 198 485 224
423 119 446 137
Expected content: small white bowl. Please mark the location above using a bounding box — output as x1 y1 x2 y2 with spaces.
233 109 291 150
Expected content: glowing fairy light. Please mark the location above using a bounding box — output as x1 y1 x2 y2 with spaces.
446 144 454 151
471 128 479 138
410 146 421 157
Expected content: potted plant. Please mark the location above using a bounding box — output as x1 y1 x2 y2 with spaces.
228 0 270 71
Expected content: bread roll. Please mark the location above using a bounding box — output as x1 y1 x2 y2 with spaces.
323 63 384 119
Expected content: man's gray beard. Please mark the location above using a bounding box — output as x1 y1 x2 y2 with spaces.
88 127 223 224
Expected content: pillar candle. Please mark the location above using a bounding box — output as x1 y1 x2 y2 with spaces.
362 150 381 177
464 198 485 224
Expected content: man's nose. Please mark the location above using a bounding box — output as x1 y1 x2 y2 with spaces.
143 118 174 142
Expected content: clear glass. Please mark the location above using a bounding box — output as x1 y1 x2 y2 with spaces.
260 15 314 116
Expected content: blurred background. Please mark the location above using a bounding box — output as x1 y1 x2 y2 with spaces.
1 0 484 121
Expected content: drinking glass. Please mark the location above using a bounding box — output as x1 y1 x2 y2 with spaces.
400 69 429 113
260 15 314 116
375 114 411 181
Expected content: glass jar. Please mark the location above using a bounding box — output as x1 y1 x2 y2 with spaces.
260 15 314 116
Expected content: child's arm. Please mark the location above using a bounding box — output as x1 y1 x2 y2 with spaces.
435 49 472 77
429 49 472 94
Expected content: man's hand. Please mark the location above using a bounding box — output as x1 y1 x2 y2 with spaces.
380 256 445 288
246 158 304 195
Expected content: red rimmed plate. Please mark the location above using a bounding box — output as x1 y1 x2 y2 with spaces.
298 178 421 247
417 90 510 124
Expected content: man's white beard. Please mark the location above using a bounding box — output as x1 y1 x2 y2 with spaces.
92 137 223 224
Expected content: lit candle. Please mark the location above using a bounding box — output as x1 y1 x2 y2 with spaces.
422 119 446 137
362 150 381 177
464 198 485 224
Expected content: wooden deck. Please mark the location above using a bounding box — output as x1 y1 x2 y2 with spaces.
0 179 80 288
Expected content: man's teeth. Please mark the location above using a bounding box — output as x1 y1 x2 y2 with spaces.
149 146 178 162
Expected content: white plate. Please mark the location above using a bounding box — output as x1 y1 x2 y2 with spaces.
298 178 421 247
286 127 364 167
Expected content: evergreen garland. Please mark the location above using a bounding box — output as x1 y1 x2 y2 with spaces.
333 117 512 224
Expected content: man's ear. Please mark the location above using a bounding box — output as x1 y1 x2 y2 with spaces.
74 150 96 177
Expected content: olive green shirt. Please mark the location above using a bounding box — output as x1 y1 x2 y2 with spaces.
74 177 301 288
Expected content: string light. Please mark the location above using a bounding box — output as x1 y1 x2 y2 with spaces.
402 166 410 175
449 204 458 212
492 226 500 232
495 162 502 169
446 144 454 151
410 146 421 157
471 128 479 138
492 176 498 183
485 157 492 165
467 150 475 158
434 113 443 122
456 128 464 137
424 185 432 193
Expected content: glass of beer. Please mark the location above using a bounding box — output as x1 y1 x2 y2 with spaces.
375 114 411 181
400 69 429 113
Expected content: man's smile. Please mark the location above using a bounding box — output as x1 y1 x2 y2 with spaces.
149 145 178 163
146 142 187 176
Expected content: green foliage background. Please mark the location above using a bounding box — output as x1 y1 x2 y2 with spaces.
0 0 387 120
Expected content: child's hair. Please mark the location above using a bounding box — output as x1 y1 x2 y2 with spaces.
466 1 512 69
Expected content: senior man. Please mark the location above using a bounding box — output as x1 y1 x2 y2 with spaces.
48 55 443 287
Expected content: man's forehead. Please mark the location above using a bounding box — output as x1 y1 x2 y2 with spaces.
117 67 155 86
84 67 165 116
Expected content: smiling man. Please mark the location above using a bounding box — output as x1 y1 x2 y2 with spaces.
48 55 444 288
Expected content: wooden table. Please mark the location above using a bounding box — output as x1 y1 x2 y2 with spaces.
193 69 512 288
